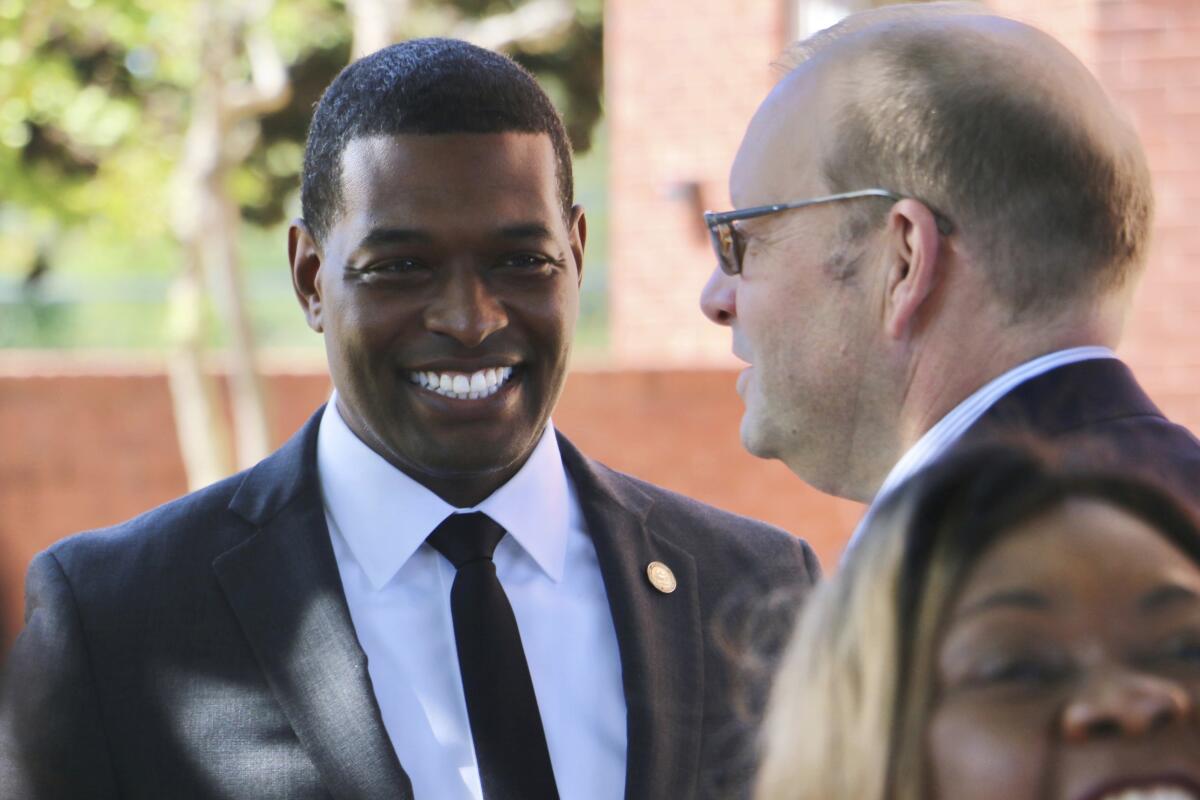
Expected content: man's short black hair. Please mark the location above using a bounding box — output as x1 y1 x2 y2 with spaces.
301 38 574 243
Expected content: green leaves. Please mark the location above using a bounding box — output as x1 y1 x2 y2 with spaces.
1 0 603 349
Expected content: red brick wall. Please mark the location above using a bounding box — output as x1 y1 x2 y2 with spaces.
0 363 860 652
604 0 1200 454
606 0 789 365
608 0 1200 412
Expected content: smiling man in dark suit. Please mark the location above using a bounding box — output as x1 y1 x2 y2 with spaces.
700 4 1200 543
1 39 818 800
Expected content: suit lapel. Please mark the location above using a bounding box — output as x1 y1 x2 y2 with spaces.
557 434 705 800
213 411 412 800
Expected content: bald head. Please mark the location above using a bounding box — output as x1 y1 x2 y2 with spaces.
768 3 1153 320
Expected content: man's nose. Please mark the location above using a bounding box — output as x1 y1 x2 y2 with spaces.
1060 666 1193 741
700 266 737 326
424 272 508 347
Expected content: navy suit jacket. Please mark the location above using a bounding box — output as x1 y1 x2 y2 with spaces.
957 358 1200 506
0 411 819 799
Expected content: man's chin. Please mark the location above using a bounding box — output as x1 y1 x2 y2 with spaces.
396 439 528 477
388 421 544 474
739 415 780 462
381 445 532 506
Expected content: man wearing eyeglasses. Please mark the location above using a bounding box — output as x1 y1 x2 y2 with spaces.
701 2 1200 541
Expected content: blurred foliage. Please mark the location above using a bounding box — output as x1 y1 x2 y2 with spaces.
0 0 605 350
0 123 608 354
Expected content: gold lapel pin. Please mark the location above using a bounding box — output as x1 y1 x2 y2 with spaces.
646 561 677 594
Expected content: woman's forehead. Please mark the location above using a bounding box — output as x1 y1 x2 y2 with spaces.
951 498 1200 618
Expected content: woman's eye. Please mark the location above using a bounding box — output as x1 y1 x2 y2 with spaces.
970 655 1070 687
1154 632 1200 664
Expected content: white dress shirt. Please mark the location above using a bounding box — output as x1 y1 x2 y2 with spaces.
317 398 627 799
846 346 1117 554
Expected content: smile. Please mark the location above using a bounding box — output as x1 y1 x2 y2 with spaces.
407 366 515 400
1094 785 1199 800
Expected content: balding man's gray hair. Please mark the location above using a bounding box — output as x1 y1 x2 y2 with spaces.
783 5 1154 319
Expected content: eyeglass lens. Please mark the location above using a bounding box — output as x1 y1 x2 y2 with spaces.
714 223 741 276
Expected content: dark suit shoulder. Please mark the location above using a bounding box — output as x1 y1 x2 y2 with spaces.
964 359 1200 509
46 412 321 597
46 469 253 587
1060 414 1200 507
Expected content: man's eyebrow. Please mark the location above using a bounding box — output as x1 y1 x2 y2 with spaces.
356 227 434 249
496 222 555 240
956 588 1052 621
354 224 556 249
1139 583 1200 614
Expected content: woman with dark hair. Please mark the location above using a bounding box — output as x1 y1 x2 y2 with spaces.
757 443 1200 800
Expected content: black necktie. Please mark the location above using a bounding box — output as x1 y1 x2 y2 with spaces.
427 512 560 800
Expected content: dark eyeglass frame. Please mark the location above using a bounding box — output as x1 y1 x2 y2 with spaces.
703 188 955 276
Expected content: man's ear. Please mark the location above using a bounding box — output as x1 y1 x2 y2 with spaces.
289 219 324 333
882 199 944 340
569 204 586 288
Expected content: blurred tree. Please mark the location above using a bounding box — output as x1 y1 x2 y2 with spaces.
167 0 292 486
0 0 603 487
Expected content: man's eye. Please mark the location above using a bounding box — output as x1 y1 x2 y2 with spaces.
370 258 426 273
497 253 555 271
354 258 429 280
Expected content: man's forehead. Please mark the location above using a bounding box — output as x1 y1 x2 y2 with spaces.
730 65 838 207
340 131 556 183
336 131 562 223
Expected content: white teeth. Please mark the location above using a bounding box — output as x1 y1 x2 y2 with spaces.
1101 787 1199 800
408 366 515 400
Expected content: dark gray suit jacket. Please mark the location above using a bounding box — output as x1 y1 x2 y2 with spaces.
957 358 1200 508
1 411 819 799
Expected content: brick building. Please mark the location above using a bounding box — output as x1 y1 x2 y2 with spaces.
600 0 1200 560
608 0 1200 412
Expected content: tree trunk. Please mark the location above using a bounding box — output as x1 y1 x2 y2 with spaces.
204 177 273 470
347 0 411 58
164 253 233 488
166 0 290 489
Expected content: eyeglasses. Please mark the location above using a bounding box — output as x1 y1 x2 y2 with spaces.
703 188 954 276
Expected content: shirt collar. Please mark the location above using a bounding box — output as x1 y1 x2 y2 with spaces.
475 425 574 584
873 346 1116 503
317 395 572 591
843 346 1117 559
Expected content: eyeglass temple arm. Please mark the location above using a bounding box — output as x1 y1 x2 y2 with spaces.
705 189 954 235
